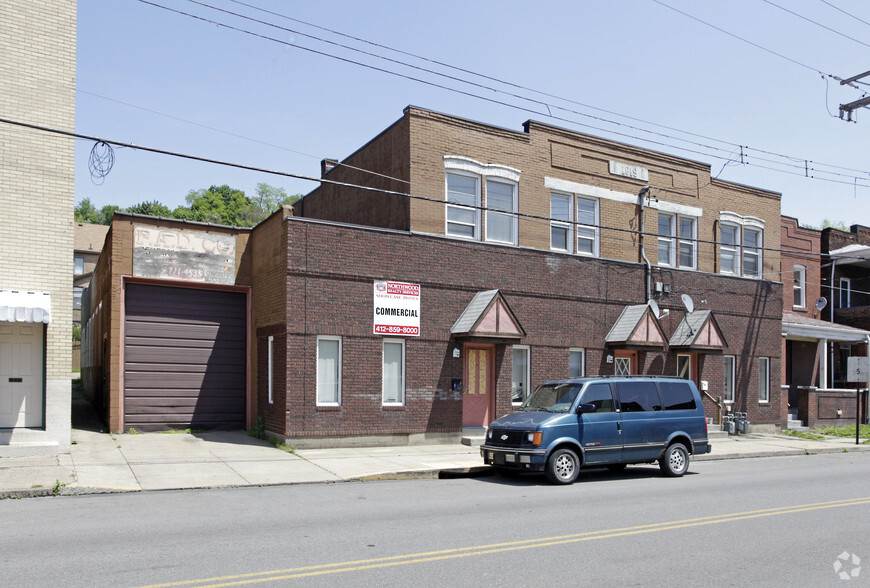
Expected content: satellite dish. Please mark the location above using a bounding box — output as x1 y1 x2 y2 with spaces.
681 294 695 314
647 298 661 319
814 297 828 312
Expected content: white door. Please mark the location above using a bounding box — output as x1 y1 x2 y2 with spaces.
0 322 44 428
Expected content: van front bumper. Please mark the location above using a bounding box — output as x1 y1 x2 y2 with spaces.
480 445 548 471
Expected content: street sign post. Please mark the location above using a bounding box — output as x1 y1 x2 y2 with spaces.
846 357 869 445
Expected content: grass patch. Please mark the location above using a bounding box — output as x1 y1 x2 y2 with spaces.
781 429 826 440
127 428 141 435
266 436 295 454
813 424 870 438
161 428 202 434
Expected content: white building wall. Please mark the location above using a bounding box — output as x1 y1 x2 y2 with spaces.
0 0 77 454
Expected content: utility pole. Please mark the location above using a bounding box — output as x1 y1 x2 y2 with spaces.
839 70 870 121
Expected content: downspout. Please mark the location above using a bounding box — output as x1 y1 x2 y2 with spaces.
638 186 651 302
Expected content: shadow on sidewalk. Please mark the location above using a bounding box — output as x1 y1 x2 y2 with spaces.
71 379 107 434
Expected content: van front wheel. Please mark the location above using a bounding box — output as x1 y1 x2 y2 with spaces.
659 442 689 477
546 448 580 484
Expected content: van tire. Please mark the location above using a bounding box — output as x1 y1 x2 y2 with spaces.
546 448 580 484
659 442 689 477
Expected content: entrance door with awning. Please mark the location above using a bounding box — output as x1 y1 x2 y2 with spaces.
0 322 44 428
463 345 493 427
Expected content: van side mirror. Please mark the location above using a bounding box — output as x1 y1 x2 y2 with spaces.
577 403 597 414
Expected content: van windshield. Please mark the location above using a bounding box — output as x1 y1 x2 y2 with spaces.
519 383 581 413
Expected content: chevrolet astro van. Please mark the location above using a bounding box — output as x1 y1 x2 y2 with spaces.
480 376 711 484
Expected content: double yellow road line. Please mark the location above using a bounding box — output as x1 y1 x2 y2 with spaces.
142 496 870 587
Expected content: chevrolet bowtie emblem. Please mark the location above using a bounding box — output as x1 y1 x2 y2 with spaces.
501 434 508 440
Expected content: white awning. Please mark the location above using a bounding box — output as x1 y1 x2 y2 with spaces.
0 290 52 323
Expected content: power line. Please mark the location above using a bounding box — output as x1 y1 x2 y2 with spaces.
129 0 870 190
762 0 870 51
6 114 867 268
820 0 870 31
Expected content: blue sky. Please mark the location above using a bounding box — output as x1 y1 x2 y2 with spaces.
76 0 870 228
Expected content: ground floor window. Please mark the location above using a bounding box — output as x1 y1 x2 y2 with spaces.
677 354 691 379
317 336 341 405
758 357 770 403
512 345 530 404
382 339 405 405
267 335 274 404
724 355 735 403
614 357 631 376
569 348 585 378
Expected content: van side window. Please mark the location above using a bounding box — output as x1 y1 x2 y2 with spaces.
615 381 662 412
579 383 614 412
660 382 697 410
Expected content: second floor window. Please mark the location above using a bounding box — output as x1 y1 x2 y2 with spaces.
658 213 696 269
719 214 764 279
840 277 851 309
793 265 806 308
74 255 84 276
485 178 518 245
576 197 598 256
549 191 598 256
446 172 480 239
743 228 762 278
550 193 572 252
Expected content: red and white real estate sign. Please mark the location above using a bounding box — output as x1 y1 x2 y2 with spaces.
373 281 420 336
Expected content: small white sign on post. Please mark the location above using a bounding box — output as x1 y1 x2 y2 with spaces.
847 356 870 382
373 281 420 337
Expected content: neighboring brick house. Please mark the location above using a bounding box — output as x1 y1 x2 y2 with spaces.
780 216 868 428
0 0 76 456
73 223 109 370
823 225 870 333
83 107 787 444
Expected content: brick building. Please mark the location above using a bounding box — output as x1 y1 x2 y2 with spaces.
0 0 76 456
780 216 868 428
83 107 787 445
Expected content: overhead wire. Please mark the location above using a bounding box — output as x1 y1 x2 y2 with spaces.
819 0 870 30
762 0 870 50
7 115 868 275
127 0 870 194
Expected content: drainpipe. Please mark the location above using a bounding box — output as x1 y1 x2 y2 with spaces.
638 186 651 302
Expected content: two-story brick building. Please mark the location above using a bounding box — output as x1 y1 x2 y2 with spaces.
83 107 786 445
780 216 868 428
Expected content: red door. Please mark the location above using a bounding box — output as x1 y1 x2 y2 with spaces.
463 345 494 427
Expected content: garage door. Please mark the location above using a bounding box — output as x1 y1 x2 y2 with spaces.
124 283 246 431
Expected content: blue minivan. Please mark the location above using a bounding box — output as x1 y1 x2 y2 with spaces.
480 376 711 484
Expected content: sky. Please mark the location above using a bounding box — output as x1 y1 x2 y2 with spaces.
75 0 870 228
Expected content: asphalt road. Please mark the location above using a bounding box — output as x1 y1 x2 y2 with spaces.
2 452 869 587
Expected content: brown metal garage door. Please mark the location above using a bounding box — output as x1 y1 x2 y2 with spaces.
124 283 246 431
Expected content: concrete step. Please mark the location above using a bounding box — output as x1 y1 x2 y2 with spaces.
461 427 486 447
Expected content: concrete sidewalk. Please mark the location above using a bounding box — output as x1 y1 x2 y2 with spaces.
2 393 869 498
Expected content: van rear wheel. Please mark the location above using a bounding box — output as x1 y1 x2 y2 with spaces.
659 442 689 477
546 448 580 484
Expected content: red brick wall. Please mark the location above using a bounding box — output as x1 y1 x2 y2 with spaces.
273 217 783 439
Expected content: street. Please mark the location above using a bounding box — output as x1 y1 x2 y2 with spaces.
2 452 869 587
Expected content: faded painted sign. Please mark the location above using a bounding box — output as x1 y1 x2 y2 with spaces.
132 225 236 285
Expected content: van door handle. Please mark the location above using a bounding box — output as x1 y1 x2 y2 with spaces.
616 422 621 431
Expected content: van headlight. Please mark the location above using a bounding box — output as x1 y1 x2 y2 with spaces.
527 432 542 446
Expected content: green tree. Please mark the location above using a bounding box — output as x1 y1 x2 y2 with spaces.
183 185 250 225
74 198 100 223
126 200 172 217
98 205 123 225
237 183 301 226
